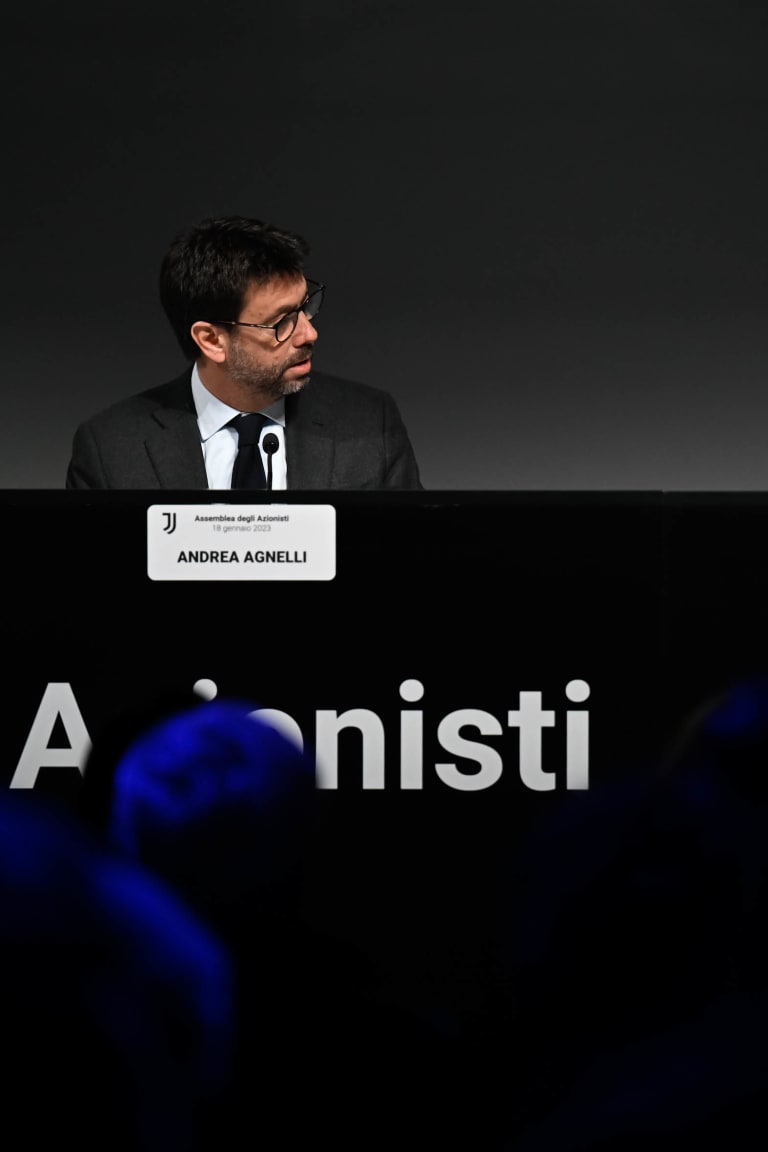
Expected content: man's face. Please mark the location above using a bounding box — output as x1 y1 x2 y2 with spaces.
225 275 318 403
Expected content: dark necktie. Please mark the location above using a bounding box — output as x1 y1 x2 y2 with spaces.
231 413 268 489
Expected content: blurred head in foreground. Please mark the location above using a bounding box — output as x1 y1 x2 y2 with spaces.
107 698 317 937
0 792 235 1152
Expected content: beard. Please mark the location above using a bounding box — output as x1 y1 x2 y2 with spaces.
227 338 313 402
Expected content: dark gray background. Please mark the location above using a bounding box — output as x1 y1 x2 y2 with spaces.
4 1 768 490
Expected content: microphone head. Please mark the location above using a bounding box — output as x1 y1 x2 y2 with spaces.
263 432 279 455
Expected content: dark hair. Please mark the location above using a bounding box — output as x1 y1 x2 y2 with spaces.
159 215 311 360
107 698 318 924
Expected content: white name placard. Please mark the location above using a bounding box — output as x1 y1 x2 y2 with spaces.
147 504 336 581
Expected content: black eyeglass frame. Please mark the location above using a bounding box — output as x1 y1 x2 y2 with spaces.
212 280 324 344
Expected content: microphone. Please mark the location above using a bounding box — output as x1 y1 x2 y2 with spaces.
263 432 279 491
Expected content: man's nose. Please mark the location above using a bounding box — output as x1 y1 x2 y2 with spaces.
293 310 318 344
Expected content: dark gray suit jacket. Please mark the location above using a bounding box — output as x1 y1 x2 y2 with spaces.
65 369 423 490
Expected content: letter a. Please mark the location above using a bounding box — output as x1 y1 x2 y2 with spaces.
9 683 92 789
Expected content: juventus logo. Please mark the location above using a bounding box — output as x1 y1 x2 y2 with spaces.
162 512 177 534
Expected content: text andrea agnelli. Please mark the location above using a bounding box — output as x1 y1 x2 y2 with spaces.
8 678 592 791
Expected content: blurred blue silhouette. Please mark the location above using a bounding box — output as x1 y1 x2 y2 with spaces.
108 697 317 925
99 695 475 1149
503 674 768 1149
0 791 235 1152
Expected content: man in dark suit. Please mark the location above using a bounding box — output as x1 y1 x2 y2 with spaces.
65 215 423 490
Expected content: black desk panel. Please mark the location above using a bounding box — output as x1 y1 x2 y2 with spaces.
2 490 668 793
3 489 766 1044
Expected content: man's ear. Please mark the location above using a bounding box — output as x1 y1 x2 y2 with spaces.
190 320 227 362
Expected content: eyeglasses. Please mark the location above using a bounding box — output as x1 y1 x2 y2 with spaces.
213 280 324 344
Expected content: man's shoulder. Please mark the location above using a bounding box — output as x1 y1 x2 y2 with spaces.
75 373 193 431
303 369 398 408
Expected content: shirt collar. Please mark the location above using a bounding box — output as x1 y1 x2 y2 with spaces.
191 362 286 442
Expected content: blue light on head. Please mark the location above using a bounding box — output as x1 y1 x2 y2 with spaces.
108 697 317 896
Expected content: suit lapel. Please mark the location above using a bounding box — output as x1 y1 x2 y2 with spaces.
144 373 209 489
285 384 334 489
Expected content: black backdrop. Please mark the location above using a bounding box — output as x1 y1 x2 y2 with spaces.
4 2 768 491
